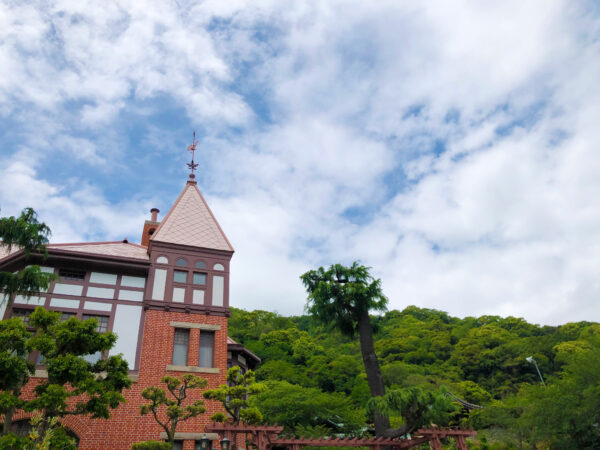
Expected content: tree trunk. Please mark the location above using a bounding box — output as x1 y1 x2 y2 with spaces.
2 406 14 435
357 309 390 436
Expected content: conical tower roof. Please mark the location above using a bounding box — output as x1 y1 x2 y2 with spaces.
150 179 233 252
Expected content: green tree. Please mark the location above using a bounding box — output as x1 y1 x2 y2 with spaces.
301 262 390 436
0 208 57 311
140 374 208 445
203 366 265 425
368 387 458 436
27 308 131 419
0 308 131 443
251 380 365 435
516 342 600 448
1 208 130 444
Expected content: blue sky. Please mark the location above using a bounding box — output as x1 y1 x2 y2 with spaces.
1 0 599 324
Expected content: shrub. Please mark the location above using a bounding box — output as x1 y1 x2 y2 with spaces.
131 441 171 450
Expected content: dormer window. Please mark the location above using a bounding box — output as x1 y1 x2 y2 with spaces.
176 258 188 267
173 270 187 283
213 263 224 271
59 268 86 281
193 272 206 285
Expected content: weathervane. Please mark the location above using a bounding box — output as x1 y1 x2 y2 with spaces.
187 131 199 179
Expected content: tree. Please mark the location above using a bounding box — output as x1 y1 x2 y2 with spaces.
0 307 132 440
0 208 57 311
203 366 265 425
0 208 131 443
368 387 458 436
300 262 390 436
250 380 365 436
140 374 208 445
27 308 131 418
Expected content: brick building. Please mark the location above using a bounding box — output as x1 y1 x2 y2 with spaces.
0 173 259 449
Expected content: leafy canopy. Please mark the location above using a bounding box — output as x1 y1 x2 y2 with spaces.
1 208 130 447
301 262 388 337
0 208 57 309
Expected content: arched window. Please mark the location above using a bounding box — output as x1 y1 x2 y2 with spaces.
195 260 206 269
213 263 225 271
176 258 188 267
156 256 168 264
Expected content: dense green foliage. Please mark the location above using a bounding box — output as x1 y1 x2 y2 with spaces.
230 306 600 447
0 307 131 447
131 441 171 450
0 208 57 310
1 208 129 449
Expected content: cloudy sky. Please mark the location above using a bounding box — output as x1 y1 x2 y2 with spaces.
1 1 599 325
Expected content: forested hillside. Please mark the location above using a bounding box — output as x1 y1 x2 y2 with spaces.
229 306 600 448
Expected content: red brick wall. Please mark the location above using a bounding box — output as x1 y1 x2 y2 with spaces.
17 309 229 450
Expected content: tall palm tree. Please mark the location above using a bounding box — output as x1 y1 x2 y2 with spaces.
301 262 390 436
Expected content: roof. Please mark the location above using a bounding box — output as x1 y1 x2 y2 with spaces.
48 242 150 260
0 241 150 264
0 243 20 260
227 336 261 363
150 180 233 252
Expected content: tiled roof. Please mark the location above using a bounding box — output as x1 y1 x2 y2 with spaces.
48 242 150 260
151 181 233 252
0 243 21 261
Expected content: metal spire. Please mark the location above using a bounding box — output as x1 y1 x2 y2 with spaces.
187 131 199 180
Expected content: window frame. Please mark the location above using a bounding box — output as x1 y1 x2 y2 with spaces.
198 330 215 368
172 328 190 366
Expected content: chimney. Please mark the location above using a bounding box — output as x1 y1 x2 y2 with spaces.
150 208 159 222
141 208 160 247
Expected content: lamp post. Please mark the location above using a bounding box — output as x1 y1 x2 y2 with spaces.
220 437 231 450
526 356 546 386
198 436 212 450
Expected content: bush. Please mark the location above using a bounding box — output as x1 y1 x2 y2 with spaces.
131 441 171 450
0 433 28 450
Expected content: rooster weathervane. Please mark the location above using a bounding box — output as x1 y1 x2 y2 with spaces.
187 131 199 179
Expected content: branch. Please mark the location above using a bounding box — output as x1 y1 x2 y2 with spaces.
382 424 409 438
150 403 172 437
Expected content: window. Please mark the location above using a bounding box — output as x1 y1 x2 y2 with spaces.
175 258 188 267
59 268 86 281
83 352 102 364
156 256 169 264
83 315 109 333
12 309 33 326
172 329 190 366
193 272 206 285
173 270 187 283
199 331 215 367
195 260 206 269
213 263 224 271
60 312 76 322
172 441 183 450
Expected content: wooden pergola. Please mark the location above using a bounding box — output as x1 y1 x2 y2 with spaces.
205 423 476 450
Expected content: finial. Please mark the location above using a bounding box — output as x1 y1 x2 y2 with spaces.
186 131 199 180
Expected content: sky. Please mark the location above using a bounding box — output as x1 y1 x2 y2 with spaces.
0 1 599 325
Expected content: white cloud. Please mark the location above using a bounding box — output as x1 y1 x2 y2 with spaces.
1 0 598 325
